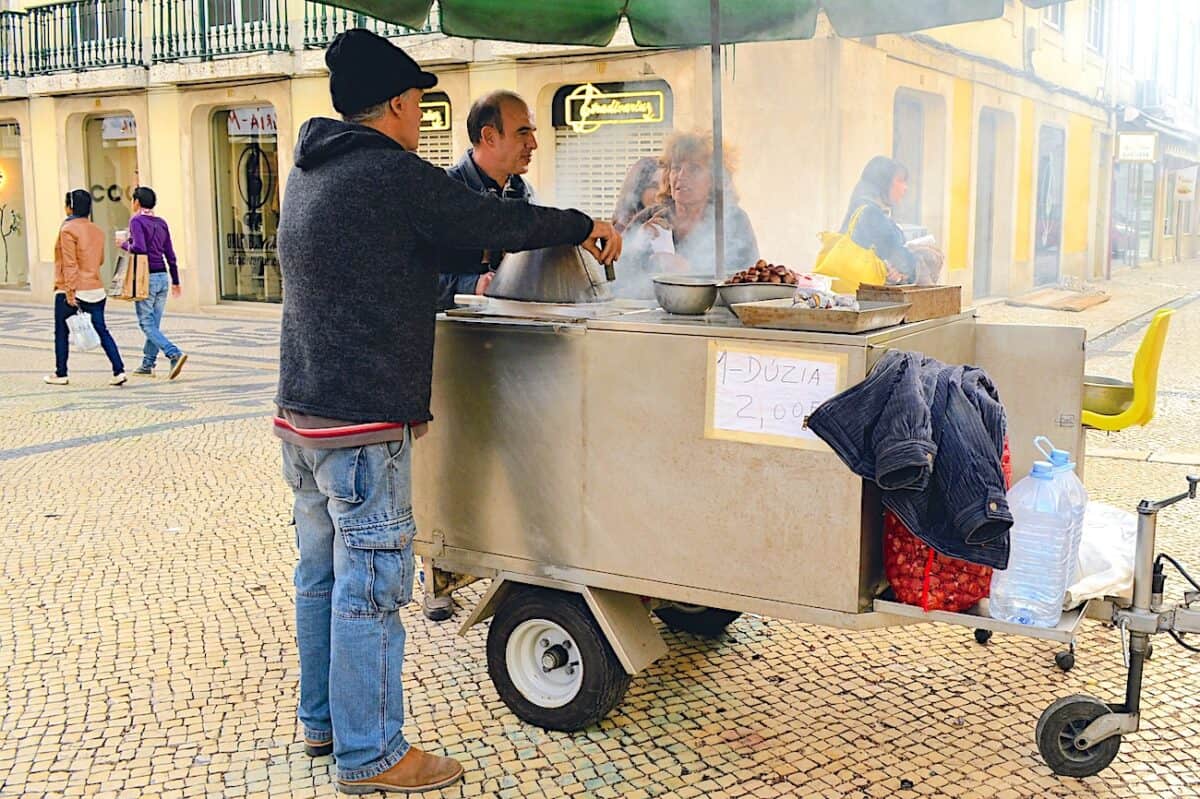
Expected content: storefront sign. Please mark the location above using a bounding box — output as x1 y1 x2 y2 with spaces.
227 106 278 137
1175 166 1197 199
564 83 665 134
420 100 451 132
101 116 137 141
1117 132 1157 162
705 341 847 451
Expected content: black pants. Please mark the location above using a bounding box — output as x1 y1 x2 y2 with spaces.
54 293 125 378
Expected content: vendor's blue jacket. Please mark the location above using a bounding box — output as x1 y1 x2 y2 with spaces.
808 350 1012 569
436 149 534 310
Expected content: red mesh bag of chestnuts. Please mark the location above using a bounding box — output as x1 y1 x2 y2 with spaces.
883 438 1013 612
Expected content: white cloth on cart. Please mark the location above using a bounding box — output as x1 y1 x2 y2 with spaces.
1064 501 1137 608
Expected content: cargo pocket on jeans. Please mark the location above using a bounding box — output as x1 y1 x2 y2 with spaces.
336 511 417 617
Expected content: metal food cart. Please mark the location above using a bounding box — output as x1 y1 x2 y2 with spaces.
408 297 1200 777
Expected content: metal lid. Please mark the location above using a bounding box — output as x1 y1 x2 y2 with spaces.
486 244 611 304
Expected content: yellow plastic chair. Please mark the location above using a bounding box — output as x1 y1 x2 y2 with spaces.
1082 309 1174 431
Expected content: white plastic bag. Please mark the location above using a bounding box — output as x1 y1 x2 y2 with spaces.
66 311 101 352
1064 501 1137 608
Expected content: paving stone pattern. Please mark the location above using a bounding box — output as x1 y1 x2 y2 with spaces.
3 274 1200 799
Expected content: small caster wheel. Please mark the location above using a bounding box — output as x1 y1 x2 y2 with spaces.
1145 643 1154 661
1036 694 1121 777
1055 651 1076 672
974 628 992 645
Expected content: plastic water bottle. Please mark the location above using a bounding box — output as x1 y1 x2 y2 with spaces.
1035 436 1088 587
989 461 1074 627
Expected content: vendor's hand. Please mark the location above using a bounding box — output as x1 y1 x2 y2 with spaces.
65 293 77 307
886 268 906 284
474 272 495 296
170 284 182 299
582 220 622 266
644 210 672 238
412 422 429 440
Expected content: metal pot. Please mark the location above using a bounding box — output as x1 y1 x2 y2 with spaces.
652 275 718 315
486 244 611 304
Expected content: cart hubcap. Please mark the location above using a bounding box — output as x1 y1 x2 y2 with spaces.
507 620 583 708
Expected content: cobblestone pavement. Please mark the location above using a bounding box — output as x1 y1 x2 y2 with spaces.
3 274 1200 799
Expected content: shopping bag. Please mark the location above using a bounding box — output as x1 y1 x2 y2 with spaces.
66 310 101 352
883 438 1013 612
813 205 888 293
111 252 149 301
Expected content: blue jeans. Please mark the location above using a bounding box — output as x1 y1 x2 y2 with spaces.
282 431 416 781
135 272 181 370
54 293 125 377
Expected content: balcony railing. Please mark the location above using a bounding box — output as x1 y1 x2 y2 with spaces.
303 1 439 49
28 0 145 74
152 0 287 62
0 11 29 78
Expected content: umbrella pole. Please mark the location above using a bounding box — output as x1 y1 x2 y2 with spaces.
710 0 725 280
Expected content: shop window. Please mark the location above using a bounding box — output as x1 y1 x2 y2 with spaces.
213 105 280 303
0 122 28 288
85 114 138 284
1034 126 1065 286
1043 4 1064 31
552 80 673 220
1086 0 1105 53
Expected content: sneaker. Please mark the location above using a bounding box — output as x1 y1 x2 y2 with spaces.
168 353 188 380
303 736 333 758
42 375 69 385
132 366 155 377
109 373 128 386
336 747 463 794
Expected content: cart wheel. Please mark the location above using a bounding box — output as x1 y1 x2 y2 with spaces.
1145 642 1154 661
973 628 992 645
654 604 742 637
487 586 630 731
1055 651 1076 672
1036 695 1121 778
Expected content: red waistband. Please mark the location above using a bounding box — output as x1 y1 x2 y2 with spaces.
273 416 407 440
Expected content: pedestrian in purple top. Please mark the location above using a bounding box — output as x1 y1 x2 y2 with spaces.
119 186 187 379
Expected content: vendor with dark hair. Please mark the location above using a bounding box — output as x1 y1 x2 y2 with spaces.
437 90 539 309
840 156 920 284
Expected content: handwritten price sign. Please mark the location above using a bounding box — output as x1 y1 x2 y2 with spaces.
704 341 848 450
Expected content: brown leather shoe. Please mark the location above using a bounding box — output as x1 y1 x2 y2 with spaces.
303 736 332 757
336 747 464 794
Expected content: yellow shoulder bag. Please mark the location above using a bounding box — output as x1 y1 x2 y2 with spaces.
813 205 888 294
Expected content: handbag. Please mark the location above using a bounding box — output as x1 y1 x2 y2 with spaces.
110 252 150 301
813 205 889 294
66 310 101 352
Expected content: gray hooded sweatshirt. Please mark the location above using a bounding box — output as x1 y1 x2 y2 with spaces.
276 117 593 424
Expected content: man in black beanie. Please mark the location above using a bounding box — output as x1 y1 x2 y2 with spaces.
275 28 621 795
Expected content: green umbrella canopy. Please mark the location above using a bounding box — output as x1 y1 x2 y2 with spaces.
323 0 1069 47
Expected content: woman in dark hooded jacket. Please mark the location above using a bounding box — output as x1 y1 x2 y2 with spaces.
841 156 920 283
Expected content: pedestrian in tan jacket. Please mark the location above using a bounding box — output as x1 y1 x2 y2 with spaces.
44 189 127 386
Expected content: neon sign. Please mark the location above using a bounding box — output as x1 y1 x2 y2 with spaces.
564 83 665 134
420 100 451 132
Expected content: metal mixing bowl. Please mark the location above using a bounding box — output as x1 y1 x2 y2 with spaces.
1082 375 1134 416
652 275 718 315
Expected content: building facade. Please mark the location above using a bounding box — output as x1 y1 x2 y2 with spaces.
0 0 1196 312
